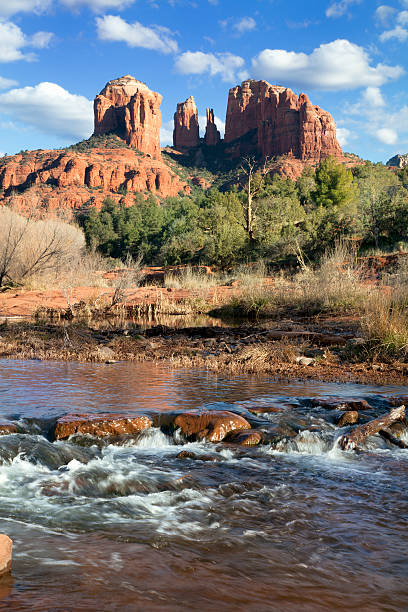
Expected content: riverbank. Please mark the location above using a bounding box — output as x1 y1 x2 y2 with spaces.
1 316 407 385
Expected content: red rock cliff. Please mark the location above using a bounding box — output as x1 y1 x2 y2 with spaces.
204 108 221 146
94 75 162 159
225 80 342 160
173 96 199 149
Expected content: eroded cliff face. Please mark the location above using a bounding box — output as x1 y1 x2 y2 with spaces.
173 96 199 149
94 75 162 158
0 147 189 211
225 80 342 160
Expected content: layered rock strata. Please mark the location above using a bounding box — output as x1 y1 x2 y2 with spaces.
94 75 162 158
204 108 221 146
224 80 342 160
173 96 199 149
0 147 189 211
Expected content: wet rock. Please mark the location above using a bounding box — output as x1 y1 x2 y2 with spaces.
0 421 17 435
224 429 263 446
0 535 12 576
55 414 152 440
177 450 197 460
174 410 250 442
311 398 372 411
337 411 359 427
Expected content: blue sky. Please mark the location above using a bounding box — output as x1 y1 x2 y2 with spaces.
0 0 407 162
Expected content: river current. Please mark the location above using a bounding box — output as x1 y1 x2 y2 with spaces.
0 359 407 611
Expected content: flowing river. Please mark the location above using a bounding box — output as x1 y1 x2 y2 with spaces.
0 359 407 611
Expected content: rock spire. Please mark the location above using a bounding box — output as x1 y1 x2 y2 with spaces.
173 96 199 149
204 108 221 146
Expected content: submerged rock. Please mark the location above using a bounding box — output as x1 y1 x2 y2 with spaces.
174 410 250 442
337 411 359 427
0 535 12 576
55 414 152 440
224 429 263 446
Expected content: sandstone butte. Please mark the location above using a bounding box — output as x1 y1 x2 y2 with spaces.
0 75 350 212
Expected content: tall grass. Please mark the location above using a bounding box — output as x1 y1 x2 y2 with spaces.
361 289 408 360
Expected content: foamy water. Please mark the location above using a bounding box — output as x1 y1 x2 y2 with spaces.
0 359 407 611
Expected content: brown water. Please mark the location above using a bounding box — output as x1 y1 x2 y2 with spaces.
0 359 407 611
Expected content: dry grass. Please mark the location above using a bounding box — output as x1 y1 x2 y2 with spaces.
361 289 408 360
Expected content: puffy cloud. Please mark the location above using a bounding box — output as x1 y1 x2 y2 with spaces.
336 127 351 147
251 39 404 90
0 22 53 62
376 128 398 145
233 17 256 34
375 5 397 25
362 86 386 108
0 82 93 140
326 0 361 18
0 76 18 89
96 15 178 54
61 0 135 10
0 0 52 19
380 24 408 41
175 51 245 82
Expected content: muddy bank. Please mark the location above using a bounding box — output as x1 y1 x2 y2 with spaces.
0 318 407 385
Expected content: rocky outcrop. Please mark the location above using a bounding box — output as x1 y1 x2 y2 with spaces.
173 96 199 149
0 421 17 435
0 146 189 211
0 535 12 576
94 75 162 158
204 108 220 146
387 153 408 168
55 413 152 439
225 80 342 160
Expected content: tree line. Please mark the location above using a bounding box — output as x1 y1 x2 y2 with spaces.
78 158 408 267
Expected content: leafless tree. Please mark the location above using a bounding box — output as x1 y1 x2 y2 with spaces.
239 156 274 242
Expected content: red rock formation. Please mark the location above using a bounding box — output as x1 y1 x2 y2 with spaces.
55 413 152 439
0 146 189 211
0 535 12 576
204 108 220 146
225 80 342 160
173 96 199 149
94 75 162 158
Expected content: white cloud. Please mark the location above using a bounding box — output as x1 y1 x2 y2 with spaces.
251 39 404 90
362 86 386 107
0 76 18 89
61 0 135 10
380 24 408 41
233 17 256 34
376 127 398 145
0 82 93 140
375 5 397 25
336 127 351 146
0 22 53 62
175 51 245 82
326 0 361 18
96 15 178 54
397 9 408 24
0 0 52 19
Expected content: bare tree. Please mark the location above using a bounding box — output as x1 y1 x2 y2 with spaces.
239 156 274 242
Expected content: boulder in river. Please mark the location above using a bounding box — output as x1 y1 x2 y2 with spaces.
0 535 12 576
224 429 263 446
0 421 17 435
174 410 250 442
55 414 152 440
